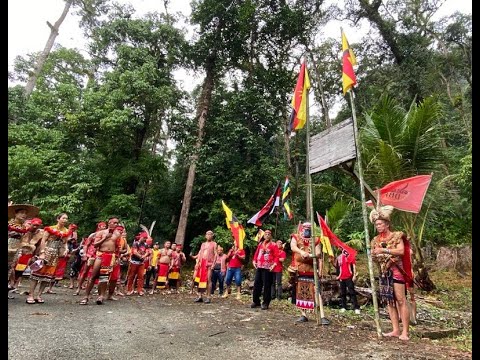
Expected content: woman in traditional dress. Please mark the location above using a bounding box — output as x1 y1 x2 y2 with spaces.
26 213 77 304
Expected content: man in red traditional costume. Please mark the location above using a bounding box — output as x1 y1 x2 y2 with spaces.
251 229 279 310
168 243 186 293
370 205 413 341
150 240 173 294
74 221 107 296
193 230 217 303
106 225 128 301
289 222 322 322
80 217 122 305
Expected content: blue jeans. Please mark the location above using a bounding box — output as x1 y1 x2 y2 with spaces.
211 269 225 295
225 267 242 287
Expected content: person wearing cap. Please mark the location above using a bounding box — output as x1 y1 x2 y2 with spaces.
370 205 413 341
193 230 217 304
74 221 107 296
8 203 40 282
28 213 77 304
251 229 279 310
80 217 122 305
289 222 322 322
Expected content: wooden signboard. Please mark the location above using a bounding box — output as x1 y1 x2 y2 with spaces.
309 118 356 174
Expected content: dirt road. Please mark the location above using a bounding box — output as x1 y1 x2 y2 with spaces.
7 286 471 360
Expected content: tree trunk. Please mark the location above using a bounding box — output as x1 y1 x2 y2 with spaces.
24 0 73 99
174 55 216 246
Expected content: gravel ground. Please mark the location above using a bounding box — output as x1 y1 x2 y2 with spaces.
8 283 471 360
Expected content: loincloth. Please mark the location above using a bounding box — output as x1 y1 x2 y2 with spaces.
96 251 116 283
156 263 170 289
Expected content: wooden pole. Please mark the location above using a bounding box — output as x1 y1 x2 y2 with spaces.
348 89 383 338
305 60 329 326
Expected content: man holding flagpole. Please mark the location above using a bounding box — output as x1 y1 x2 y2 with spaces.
289 222 322 323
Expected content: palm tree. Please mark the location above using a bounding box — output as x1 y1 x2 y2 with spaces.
360 95 444 291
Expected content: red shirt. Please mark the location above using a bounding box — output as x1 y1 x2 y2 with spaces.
253 241 279 270
227 248 245 268
336 254 355 280
272 249 286 273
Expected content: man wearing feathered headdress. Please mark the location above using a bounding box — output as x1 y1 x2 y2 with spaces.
370 205 413 341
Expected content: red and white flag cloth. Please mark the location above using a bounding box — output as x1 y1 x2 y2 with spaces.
379 174 432 213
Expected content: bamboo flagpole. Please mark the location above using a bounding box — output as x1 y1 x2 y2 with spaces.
348 89 382 338
342 27 382 338
304 60 330 326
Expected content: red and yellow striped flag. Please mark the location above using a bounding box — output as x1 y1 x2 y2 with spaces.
341 30 357 95
289 61 311 132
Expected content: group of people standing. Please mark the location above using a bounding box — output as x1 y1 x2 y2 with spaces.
7 205 188 306
8 202 414 341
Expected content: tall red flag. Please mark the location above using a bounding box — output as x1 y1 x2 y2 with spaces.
379 174 432 213
289 61 311 132
318 213 357 263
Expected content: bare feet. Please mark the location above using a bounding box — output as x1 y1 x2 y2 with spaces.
399 335 410 341
382 331 400 337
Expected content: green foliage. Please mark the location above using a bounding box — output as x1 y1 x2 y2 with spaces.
7 0 470 254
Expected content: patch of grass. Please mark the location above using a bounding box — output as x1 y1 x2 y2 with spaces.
427 269 472 312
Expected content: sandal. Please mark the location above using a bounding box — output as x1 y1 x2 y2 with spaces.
26 297 36 304
96 297 104 305
35 297 45 304
79 298 89 305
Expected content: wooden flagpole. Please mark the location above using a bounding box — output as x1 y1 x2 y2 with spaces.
348 89 383 338
305 59 329 326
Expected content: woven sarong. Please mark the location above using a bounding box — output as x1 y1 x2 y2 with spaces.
379 270 395 305
295 275 315 311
